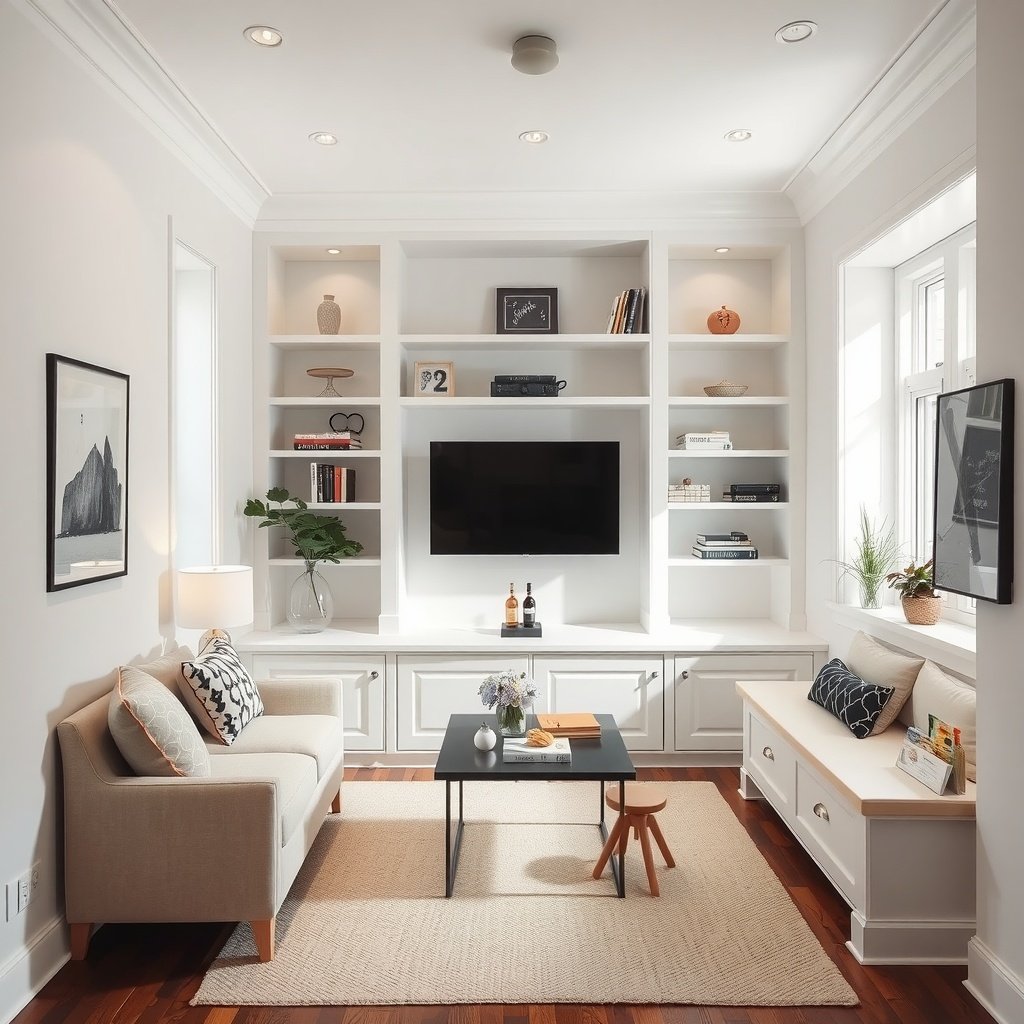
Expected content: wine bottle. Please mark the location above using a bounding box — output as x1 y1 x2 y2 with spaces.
504 582 519 628
523 583 536 628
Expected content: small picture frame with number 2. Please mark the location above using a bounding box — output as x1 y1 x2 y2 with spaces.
413 361 455 397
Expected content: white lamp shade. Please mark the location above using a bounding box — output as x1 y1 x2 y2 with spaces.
176 565 254 629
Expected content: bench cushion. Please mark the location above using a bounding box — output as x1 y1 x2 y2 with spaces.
901 660 977 782
845 631 924 735
206 714 343 782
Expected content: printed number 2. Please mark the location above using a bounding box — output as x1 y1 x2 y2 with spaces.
432 369 448 393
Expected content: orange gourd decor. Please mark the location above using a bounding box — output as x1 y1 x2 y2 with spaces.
707 305 741 334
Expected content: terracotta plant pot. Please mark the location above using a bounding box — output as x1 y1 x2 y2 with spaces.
901 594 942 625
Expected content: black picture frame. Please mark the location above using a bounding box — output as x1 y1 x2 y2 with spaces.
933 377 1014 604
496 288 559 334
46 354 130 592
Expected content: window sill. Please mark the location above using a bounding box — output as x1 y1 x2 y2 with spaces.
828 602 976 680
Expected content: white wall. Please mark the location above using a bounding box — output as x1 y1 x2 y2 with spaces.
968 5 1024 1020
0 5 252 1019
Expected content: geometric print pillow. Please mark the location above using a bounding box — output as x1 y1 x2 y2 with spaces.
808 658 895 740
178 637 263 746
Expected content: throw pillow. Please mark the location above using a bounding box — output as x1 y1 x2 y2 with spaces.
901 659 977 782
109 666 211 777
845 631 924 735
178 637 263 745
808 659 895 739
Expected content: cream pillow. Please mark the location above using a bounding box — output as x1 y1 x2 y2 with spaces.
844 631 925 735
108 665 211 777
901 659 977 782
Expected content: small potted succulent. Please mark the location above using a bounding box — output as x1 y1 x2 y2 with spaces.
886 559 942 625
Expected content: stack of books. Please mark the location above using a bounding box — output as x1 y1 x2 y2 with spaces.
293 431 363 451
691 531 758 560
536 713 602 738
721 483 781 503
676 431 732 451
310 464 356 503
605 287 647 334
668 481 711 502
502 737 572 763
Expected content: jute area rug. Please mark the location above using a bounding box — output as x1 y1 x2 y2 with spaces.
193 780 856 1007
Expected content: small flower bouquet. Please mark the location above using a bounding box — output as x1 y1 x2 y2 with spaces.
478 669 538 737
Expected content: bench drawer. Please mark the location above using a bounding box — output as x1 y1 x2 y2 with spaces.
745 708 796 817
793 761 865 908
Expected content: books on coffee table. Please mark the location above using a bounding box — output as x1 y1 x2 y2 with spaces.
535 713 602 738
502 737 572 763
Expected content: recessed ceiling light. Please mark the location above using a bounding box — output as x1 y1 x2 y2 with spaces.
326 249 342 255
724 129 753 142
775 21 817 44
244 25 282 47
309 132 338 146
519 130 549 144
714 247 731 254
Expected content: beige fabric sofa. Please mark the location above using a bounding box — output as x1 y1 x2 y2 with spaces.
56 646 344 962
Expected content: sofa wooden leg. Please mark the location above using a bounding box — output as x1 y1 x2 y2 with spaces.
69 923 92 960
331 788 342 814
252 918 275 962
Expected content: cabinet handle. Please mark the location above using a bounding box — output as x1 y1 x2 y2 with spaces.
679 670 689 680
651 670 659 679
369 670 379 680
813 802 830 823
762 745 774 761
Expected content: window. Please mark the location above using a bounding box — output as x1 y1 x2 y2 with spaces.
895 224 976 619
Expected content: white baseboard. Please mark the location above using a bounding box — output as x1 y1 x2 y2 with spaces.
848 913 973 965
965 938 1024 1024
0 916 69 1024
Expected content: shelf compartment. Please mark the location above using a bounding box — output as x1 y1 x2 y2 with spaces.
669 449 790 458
399 333 650 351
668 334 788 350
399 397 651 409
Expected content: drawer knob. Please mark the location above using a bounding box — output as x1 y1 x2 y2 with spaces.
369 670 379 680
651 670 659 679
762 745 774 761
679 670 689 680
813 802 830 823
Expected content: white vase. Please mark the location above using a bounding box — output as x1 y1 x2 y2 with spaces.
317 294 341 335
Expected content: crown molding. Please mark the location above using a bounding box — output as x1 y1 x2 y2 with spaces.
785 0 976 225
255 189 800 231
16 0 268 226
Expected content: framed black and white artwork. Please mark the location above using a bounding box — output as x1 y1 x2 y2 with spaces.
496 288 559 334
413 361 455 397
46 354 130 592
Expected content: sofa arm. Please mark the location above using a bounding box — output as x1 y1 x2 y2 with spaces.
256 676 342 719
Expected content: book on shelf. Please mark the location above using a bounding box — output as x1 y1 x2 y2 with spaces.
535 713 601 737
502 737 572 763
691 545 759 559
295 431 360 439
679 431 730 443
623 286 646 334
722 492 781 502
294 442 363 450
310 465 356 503
493 374 558 383
694 537 752 547
729 483 781 495
696 531 749 544
677 442 733 451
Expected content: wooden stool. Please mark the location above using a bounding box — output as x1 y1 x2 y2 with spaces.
592 783 676 896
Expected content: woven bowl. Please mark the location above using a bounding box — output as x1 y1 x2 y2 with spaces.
703 381 748 398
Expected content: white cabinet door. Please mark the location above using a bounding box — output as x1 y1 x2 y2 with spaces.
674 653 814 751
533 655 664 751
396 655 532 751
251 654 386 751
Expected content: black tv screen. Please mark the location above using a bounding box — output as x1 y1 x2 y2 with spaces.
430 441 620 555
934 378 1014 603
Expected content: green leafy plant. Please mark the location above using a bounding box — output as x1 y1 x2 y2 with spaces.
243 487 363 563
836 506 901 609
886 558 936 599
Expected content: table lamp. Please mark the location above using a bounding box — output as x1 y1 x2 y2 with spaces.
176 565 254 648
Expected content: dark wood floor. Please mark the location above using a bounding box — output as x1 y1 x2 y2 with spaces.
14 767 994 1024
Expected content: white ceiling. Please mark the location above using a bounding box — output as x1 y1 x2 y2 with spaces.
111 0 947 198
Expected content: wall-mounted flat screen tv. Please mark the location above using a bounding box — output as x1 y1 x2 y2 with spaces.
429 441 620 555
934 378 1014 603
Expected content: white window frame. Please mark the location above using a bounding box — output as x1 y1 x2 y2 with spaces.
895 224 976 623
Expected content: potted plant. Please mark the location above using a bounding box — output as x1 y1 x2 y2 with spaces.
887 559 942 625
244 487 363 633
836 506 901 609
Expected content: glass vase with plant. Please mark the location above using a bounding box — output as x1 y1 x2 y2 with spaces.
478 669 538 738
886 558 942 624
837 505 901 609
244 487 363 633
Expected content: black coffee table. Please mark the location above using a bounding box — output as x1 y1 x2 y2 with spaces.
434 713 637 898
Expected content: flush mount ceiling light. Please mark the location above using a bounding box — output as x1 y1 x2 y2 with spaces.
724 129 753 142
309 132 338 146
714 247 731 254
511 35 559 75
244 25 282 47
519 130 549 144
775 20 818 43
326 248 342 255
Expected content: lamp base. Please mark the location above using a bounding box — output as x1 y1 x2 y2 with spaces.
199 627 232 650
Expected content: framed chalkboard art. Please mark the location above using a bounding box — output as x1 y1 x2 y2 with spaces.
496 288 558 334
934 378 1014 603
46 354 130 592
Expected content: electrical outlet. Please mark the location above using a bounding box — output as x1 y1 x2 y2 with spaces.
16 870 30 914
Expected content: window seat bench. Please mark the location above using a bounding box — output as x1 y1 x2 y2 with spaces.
737 679 976 965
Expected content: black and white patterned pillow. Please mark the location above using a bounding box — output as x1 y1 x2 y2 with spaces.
808 659 894 739
178 637 263 745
